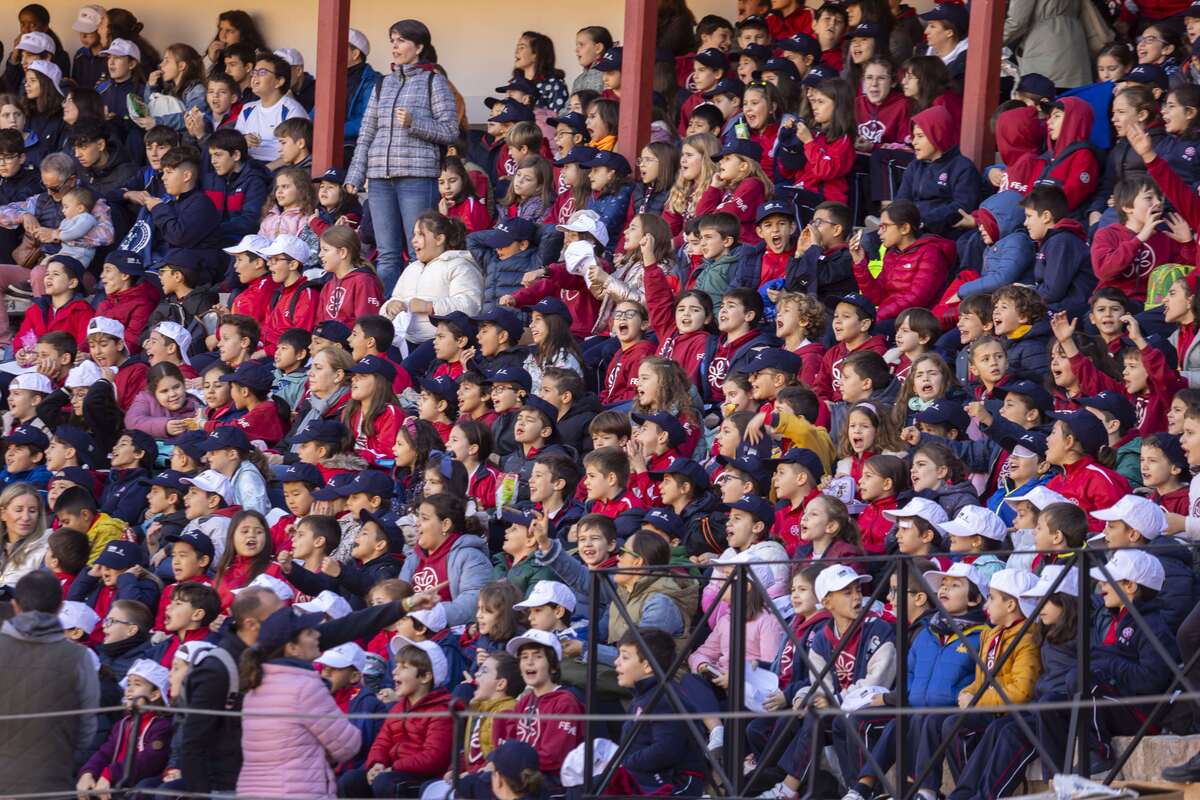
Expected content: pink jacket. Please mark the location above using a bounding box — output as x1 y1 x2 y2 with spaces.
688 610 785 674
259 207 309 238
237 662 361 800
123 391 202 438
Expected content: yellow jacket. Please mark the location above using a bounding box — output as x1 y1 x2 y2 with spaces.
770 408 837 473
964 622 1042 707
86 513 127 563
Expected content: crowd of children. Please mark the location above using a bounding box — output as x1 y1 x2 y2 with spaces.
9 0 1200 798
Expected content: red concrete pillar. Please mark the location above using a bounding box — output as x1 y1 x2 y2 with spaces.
617 0 657 167
312 0 351 172
959 0 1006 168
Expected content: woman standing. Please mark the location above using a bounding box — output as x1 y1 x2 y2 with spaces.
1003 0 1091 89
345 20 459 293
0 483 47 588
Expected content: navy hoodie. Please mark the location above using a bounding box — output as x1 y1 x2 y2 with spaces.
620 676 708 793
1146 537 1200 630
1002 318 1053 383
1090 598 1178 698
1034 220 1096 317
784 243 856 310
894 106 982 238
148 188 226 283
100 467 151 527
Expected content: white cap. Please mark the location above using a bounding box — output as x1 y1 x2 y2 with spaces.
16 32 55 55
274 48 303 68
515 580 578 613
349 29 370 57
181 469 233 504
410 603 448 633
223 234 272 256
87 316 126 343
1023 565 1080 598
939 505 1008 542
987 568 1040 618
1091 549 1165 592
814 564 870 602
233 573 295 601
59 600 100 635
152 321 193 366
712 549 774 590
1090 494 1166 540
506 627 564 661
120 658 170 700
11 372 53 394
295 590 353 619
73 5 105 34
1004 486 1070 511
390 637 449 687
260 234 311 264
174 640 216 665
100 38 140 61
65 360 103 389
883 497 949 526
317 642 366 671
923 561 988 597
27 60 63 96
556 209 610 246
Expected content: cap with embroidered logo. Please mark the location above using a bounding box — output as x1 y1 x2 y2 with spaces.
1090 494 1166 540
1090 548 1164 592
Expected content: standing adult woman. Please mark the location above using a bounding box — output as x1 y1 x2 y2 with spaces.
345 20 459 294
1003 0 1091 90
0 483 47 587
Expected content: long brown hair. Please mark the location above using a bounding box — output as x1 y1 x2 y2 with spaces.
343 373 398 438
163 43 205 97
320 225 373 272
265 166 317 217
213 510 274 588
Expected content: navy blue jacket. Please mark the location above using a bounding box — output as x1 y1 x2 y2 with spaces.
586 184 636 251
1090 598 1178 698
1035 640 1078 701
1035 219 1096 317
100 467 151 527
1158 133 1200 188
148 188 226 283
1146 537 1200 630
344 687 388 769
200 159 272 245
1003 318 1052 383
894 146 982 238
620 676 708 792
632 184 669 217
68 570 161 611
784 243 856 310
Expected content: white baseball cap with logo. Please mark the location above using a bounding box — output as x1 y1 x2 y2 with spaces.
411 603 448 633
121 658 170 700
224 234 273 256
260 234 311 264
883 497 949 526
814 564 871 603
274 48 303 68
1004 486 1070 511
1090 494 1166 540
506 627 564 661
65 359 103 389
87 316 126 343
923 561 987 597
988 568 1041 618
73 5 104 34
295 590 353 620
390 636 450 687
349 29 370 57
27 60 63 96
516 580 578 613
100 38 141 61
1090 549 1165 592
152 321 193 366
556 209 610 247
233 573 295 601
11 372 53 394
181 469 233 504
318 642 367 672
1023 565 1079 598
59 600 100 635
16 32 55 55
939 505 1008 542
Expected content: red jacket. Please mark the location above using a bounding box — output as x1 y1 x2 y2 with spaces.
857 495 897 555
811 335 888 402
113 360 149 412
767 7 814 38
1147 153 1200 231
235 401 287 447
494 687 583 774
261 280 319 355
794 133 856 204
1091 223 1197 303
645 263 711 385
852 235 955 321
367 688 453 776
446 197 492 234
1046 457 1131 531
793 340 826 389
95 282 160 354
696 180 767 245
602 339 655 405
230 275 274 321
1043 98 1098 212
317 267 384 326
14 296 93 352
347 404 403 466
1133 343 1186 437
512 262 607 339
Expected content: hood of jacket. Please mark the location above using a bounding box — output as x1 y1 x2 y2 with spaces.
996 105 1045 166
1045 217 1088 244
1051 98 1094 158
912 105 956 154
0 610 64 642
979 187 1028 240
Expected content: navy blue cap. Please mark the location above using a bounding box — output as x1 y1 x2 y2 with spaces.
1187 0 1200 16
474 216 538 249
349 354 398 383
596 46 622 71
580 150 631 175
257 606 326 651
167 430 207 462
716 454 770 491
1123 63 1169 92
754 58 801 82
487 365 533 393
1015 73 1055 100
920 3 969 35
729 494 776 526
500 506 537 527
643 507 685 540
915 399 970 432
488 97 536 124
547 112 588 135
521 395 560 435
357 509 404 551
632 411 687 449
419 374 459 406
51 465 94 491
149 469 191 493
848 21 886 39
494 75 538 96
313 167 346 185
429 310 477 342
199 425 251 452
776 33 821 57
473 307 525 341
287 418 348 445
994 380 1053 415
49 255 86 286
694 47 729 69
277 462 322 485
800 63 837 87
313 320 352 343
490 740 541 784
104 249 146 277
1050 409 1109 455
51 425 95 465
655 457 711 491
837 292 877 322
346 470 395 499
311 471 357 500
1078 391 1137 433
175 530 215 560
732 43 772 62
163 248 206 273
703 76 746 99
756 198 794 224
746 347 803 375
219 361 274 392
773 447 824 481
7 424 48 450
714 138 763 162
554 145 598 167
95 540 138 570
1012 430 1048 458
529 297 571 320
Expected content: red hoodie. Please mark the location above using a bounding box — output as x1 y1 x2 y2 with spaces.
602 339 655 405
493 687 583 774
1043 98 1099 212
855 91 911 151
317 267 384 326
445 197 492 234
852 236 956 321
230 275 274 321
794 132 855 204
95 282 160 354
995 105 1046 195
929 91 964 145
13 296 93 352
261 280 319 355
644 263 711 385
1092 223 1198 302
511 262 607 339
1132 343 1187 437
793 340 826 388
235 401 287 446
811 334 888 402
1047 457 1131 531
696 179 767 244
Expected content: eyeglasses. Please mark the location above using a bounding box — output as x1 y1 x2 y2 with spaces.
0 154 20 164
619 547 640 559
1136 35 1164 44
635 156 658 165
612 310 641 321
43 180 70 194
103 617 135 627
251 68 277 77
877 221 895 231
810 218 835 228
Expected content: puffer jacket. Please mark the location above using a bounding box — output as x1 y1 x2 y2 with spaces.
396 534 493 627
1003 0 1091 89
852 235 955 321
237 659 360 800
1003 317 1053 382
124 390 202 439
345 64 460 186
1090 599 1179 698
957 190 1036 297
1146 536 1200 630
469 235 544 314
586 185 635 249
591 253 646 336
366 688 453 776
95 281 161 354
907 614 986 707
388 249 484 342
918 480 981 520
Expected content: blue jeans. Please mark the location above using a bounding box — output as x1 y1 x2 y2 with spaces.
367 176 439 293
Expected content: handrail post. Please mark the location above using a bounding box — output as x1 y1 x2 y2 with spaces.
727 563 747 797
1076 554 1091 776
450 702 463 799
895 556 909 796
584 565 601 798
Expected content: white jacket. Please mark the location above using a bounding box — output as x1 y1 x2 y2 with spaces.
388 249 484 343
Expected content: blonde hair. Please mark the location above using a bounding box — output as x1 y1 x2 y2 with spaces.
726 153 774 199
667 133 720 217
0 483 48 577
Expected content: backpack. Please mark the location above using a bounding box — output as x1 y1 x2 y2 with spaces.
192 646 241 710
